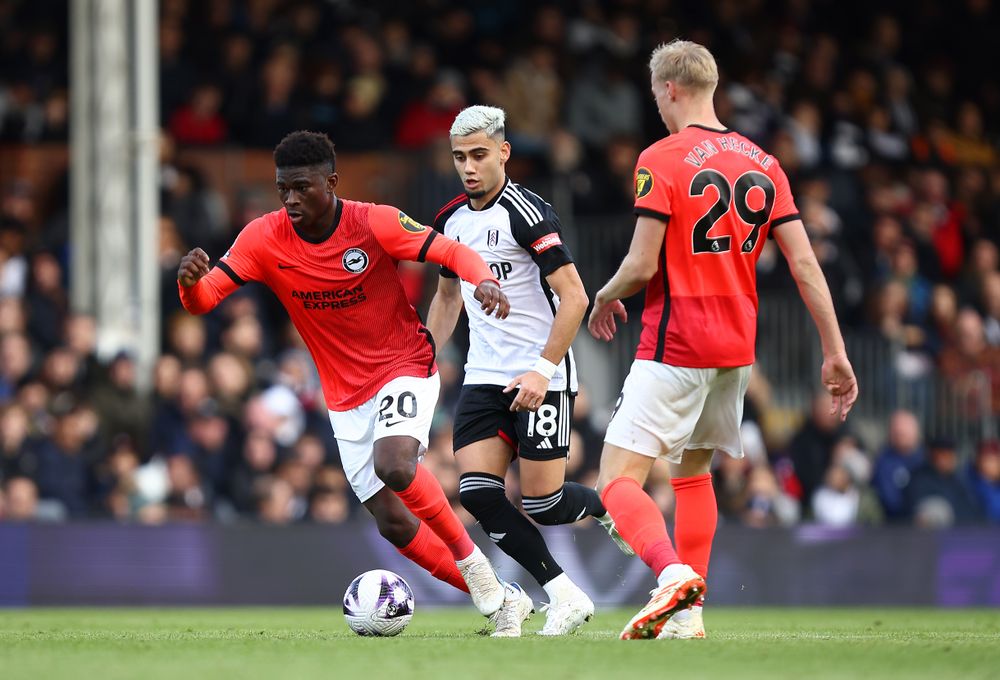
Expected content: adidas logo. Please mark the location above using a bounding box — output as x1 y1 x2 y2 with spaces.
488 532 507 542
537 437 553 449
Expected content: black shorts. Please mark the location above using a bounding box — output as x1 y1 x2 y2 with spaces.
452 385 574 461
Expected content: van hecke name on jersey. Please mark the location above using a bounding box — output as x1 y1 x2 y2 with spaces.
291 286 366 310
683 137 774 170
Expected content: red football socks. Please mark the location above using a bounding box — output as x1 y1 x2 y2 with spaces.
601 476 680 576
395 464 475 561
397 521 470 593
671 473 717 578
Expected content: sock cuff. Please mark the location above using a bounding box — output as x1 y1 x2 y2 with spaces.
522 488 563 503
670 473 713 491
397 463 430 502
399 521 431 555
458 472 506 493
600 476 642 506
522 488 564 514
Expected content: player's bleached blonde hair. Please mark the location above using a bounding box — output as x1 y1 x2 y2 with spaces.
649 40 719 94
450 105 506 140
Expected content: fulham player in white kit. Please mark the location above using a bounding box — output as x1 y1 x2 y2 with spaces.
427 106 632 637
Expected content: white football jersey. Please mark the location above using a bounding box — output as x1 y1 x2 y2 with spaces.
433 178 578 393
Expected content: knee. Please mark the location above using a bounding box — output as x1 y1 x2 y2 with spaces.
374 509 417 546
373 447 418 492
458 474 505 517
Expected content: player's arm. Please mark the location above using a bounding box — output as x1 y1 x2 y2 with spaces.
369 204 509 318
773 219 859 419
177 248 240 314
505 263 588 412
426 275 464 350
587 215 666 342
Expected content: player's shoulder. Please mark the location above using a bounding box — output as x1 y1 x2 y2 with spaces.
432 193 467 232
638 135 688 163
499 180 556 227
239 209 286 243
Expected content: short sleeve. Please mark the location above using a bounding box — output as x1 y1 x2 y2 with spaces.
217 220 265 285
633 151 672 223
509 213 574 278
769 161 800 229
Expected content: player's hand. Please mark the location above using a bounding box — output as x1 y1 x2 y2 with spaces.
177 248 211 287
821 352 859 421
503 371 549 412
588 297 627 342
474 280 510 319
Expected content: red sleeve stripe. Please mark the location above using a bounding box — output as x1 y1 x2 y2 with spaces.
433 194 466 226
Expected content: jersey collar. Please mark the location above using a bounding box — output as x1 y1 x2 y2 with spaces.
292 198 343 244
468 177 509 212
686 123 733 133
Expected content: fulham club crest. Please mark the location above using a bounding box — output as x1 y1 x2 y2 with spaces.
487 229 499 250
343 248 369 274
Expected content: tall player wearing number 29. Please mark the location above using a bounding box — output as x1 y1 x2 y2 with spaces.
589 41 859 640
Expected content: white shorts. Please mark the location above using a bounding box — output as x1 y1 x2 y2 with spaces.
327 373 440 502
604 360 751 464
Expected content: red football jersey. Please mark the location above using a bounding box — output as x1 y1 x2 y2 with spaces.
633 124 799 368
179 199 495 410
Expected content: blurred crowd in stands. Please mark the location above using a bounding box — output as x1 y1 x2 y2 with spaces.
0 0 998 527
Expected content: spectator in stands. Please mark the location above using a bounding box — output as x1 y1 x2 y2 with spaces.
872 409 924 522
32 399 92 517
968 440 1000 523
788 392 852 510
907 438 982 524
168 83 227 146
1 476 38 521
92 352 150 456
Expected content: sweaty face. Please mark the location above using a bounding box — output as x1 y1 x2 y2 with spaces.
451 131 509 201
276 165 335 229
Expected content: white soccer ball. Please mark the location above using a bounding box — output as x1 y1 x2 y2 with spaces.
343 569 415 636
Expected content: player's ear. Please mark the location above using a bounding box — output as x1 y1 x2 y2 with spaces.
328 173 339 193
499 141 511 164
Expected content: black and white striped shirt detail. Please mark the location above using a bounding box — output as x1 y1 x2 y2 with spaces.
502 184 544 226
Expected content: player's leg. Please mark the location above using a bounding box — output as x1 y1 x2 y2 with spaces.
499 390 597 634
598 361 710 639
518 391 632 555
659 365 751 640
456 437 563 589
362 487 469 593
328 400 470 595
369 374 504 616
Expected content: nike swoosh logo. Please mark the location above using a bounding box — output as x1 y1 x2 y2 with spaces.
384 420 406 427
277 263 299 269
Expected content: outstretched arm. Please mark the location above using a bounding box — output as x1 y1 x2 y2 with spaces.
773 219 859 419
177 248 240 314
588 215 666 341
426 275 464 350
369 204 509 318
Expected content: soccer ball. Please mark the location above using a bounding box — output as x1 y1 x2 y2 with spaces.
342 569 414 636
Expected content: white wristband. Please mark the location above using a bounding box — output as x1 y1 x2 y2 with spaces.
533 357 558 380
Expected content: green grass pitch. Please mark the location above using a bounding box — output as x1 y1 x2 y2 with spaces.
2 608 998 679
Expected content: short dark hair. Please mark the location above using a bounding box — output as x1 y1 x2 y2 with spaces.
273 131 336 171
